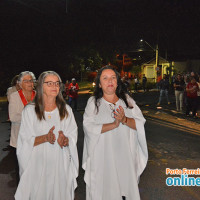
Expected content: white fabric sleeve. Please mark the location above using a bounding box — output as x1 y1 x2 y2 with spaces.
63 105 79 178
16 106 35 176
9 92 22 123
128 97 148 182
82 97 103 170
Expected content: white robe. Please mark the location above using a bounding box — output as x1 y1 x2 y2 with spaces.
82 96 148 200
15 104 79 200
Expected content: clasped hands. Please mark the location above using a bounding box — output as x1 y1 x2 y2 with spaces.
113 105 126 127
46 126 69 148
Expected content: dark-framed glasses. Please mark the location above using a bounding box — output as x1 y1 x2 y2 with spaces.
23 79 35 83
109 103 116 118
44 81 61 87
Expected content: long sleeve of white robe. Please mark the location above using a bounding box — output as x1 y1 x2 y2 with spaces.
15 104 79 200
82 96 148 200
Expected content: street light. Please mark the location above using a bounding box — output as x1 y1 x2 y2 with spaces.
140 39 155 51
140 39 159 70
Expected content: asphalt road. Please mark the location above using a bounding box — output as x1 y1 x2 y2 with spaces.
139 118 200 200
0 91 200 200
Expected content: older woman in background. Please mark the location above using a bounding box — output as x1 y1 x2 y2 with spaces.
15 71 78 200
9 71 36 148
82 65 148 200
9 71 36 184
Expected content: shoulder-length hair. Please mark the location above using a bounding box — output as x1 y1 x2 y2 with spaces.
93 65 133 113
34 71 68 121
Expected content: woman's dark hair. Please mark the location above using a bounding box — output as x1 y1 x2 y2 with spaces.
93 65 133 112
34 71 68 121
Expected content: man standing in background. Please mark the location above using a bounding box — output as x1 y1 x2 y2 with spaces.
68 78 79 111
157 74 170 105
142 74 147 92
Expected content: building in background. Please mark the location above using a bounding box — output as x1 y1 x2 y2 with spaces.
141 56 170 83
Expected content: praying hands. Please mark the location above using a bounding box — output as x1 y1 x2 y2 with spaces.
114 105 126 124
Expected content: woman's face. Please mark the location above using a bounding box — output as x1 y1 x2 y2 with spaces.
20 75 34 92
99 69 118 95
43 75 60 98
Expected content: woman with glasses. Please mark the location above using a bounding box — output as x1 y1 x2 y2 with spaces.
9 71 36 184
15 71 79 200
82 66 148 200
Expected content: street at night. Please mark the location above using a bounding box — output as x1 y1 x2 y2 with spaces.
0 91 200 200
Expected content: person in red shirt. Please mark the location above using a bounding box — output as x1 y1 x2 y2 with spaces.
186 77 199 118
68 78 79 111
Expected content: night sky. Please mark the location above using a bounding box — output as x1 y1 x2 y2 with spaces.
0 0 200 75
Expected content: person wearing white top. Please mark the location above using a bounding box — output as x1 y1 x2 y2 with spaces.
15 71 79 200
82 66 148 200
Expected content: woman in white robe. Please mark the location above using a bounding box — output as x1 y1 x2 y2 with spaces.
82 66 148 200
15 71 79 200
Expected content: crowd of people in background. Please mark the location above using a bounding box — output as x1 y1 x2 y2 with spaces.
121 74 145 94
172 71 200 118
7 71 200 121
120 71 200 119
157 71 200 119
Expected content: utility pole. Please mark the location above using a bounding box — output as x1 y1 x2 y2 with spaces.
140 39 159 83
155 44 159 68
122 54 125 77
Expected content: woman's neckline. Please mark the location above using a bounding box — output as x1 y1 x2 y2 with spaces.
102 96 119 104
45 107 57 113
22 90 33 102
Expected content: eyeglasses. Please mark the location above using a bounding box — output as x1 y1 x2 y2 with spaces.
23 79 34 83
44 81 61 87
109 103 116 118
